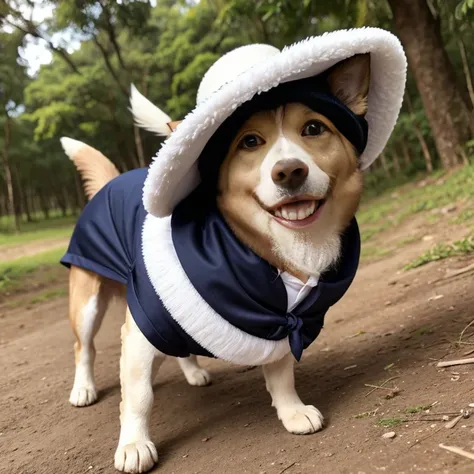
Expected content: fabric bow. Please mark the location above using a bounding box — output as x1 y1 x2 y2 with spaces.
286 312 304 361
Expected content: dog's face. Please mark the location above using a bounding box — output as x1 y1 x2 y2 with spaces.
217 54 370 279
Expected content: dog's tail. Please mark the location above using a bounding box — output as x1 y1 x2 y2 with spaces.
60 137 120 200
129 84 172 137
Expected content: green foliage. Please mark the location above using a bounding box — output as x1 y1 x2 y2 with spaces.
377 418 403 428
404 236 474 270
30 287 67 304
0 247 66 294
1 0 474 226
0 214 75 245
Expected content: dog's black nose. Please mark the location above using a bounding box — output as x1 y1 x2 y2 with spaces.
271 159 309 189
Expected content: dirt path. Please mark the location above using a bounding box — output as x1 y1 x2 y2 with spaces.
2 242 474 474
0 237 70 262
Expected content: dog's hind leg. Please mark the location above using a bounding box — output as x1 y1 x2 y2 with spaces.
177 355 211 386
68 266 116 407
115 307 165 473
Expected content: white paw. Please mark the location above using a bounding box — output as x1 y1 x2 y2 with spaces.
278 404 324 434
69 386 98 407
114 441 158 473
185 368 211 387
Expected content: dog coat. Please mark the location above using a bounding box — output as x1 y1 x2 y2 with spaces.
62 168 360 363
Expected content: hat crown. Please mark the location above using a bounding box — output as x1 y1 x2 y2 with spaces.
196 44 280 105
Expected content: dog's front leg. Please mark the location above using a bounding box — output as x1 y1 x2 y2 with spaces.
262 353 324 434
114 308 165 473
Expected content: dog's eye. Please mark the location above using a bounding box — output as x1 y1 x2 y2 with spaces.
302 121 326 137
238 134 264 149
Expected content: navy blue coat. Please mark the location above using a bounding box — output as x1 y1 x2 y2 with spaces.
62 168 360 361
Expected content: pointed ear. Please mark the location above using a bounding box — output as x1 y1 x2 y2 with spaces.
327 53 371 116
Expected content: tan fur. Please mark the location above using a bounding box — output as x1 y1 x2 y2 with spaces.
217 104 363 278
327 53 371 116
69 144 120 200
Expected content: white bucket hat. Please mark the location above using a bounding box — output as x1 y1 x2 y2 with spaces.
143 27 407 218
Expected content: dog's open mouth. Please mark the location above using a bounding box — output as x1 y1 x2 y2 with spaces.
267 198 326 229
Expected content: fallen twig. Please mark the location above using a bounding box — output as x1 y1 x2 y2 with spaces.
364 383 396 391
409 426 442 449
365 376 399 397
430 262 474 285
437 357 474 368
445 414 463 429
278 462 297 474
459 319 474 345
439 443 474 461
445 262 474 280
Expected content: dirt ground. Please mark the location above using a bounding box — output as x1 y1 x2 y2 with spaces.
2 228 474 474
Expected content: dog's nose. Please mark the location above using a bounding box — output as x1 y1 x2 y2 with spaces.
271 159 309 189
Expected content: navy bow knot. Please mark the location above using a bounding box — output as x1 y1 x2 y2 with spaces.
286 312 304 362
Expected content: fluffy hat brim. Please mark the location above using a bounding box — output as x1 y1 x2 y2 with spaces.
143 27 407 218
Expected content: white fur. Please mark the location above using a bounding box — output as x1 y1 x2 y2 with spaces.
129 84 172 137
253 132 340 276
69 295 99 407
60 137 86 159
178 355 211 386
263 353 324 434
141 214 291 366
115 309 164 473
143 27 407 218
255 136 330 207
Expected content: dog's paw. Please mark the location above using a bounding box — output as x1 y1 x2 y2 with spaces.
184 368 211 387
114 441 158 473
278 404 324 435
69 386 97 407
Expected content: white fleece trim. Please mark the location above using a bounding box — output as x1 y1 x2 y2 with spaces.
143 27 407 217
141 214 291 365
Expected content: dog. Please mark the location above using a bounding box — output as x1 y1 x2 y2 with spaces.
60 30 406 473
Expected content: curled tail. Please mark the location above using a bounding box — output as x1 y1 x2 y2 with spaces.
60 137 120 200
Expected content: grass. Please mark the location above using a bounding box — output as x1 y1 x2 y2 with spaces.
405 405 431 414
357 165 474 243
360 245 393 262
452 207 474 224
0 247 67 295
377 418 404 428
404 235 474 270
30 287 67 304
0 215 75 247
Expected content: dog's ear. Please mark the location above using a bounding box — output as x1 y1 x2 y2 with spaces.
327 54 370 116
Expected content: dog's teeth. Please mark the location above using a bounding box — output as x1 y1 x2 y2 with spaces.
288 210 297 221
308 201 316 216
297 208 307 220
275 209 282 218
281 207 290 220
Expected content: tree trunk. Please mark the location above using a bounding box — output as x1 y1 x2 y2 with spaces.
401 142 412 167
2 115 20 232
388 0 473 168
380 152 391 177
75 173 86 210
134 125 146 168
458 38 474 110
405 93 434 173
39 192 50 219
392 150 401 172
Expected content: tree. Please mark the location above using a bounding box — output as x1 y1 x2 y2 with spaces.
0 30 29 232
387 0 473 168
